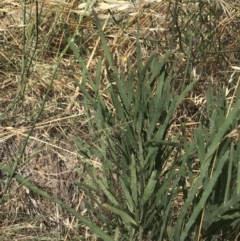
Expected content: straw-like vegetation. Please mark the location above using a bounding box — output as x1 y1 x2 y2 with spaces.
1 0 240 240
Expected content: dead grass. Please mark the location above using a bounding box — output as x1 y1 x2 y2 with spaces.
0 0 240 240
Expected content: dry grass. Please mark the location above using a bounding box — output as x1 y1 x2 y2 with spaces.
0 0 240 240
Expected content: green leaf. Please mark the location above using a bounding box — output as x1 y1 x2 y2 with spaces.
120 177 134 213
238 152 240 195
98 177 120 208
115 73 131 113
92 10 115 71
195 125 206 164
224 143 234 203
141 170 157 206
130 155 138 206
95 59 102 94
142 53 158 76
103 204 137 225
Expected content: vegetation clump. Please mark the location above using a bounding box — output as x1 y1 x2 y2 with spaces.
0 0 240 240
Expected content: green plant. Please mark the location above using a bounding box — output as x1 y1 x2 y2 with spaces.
67 11 197 240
